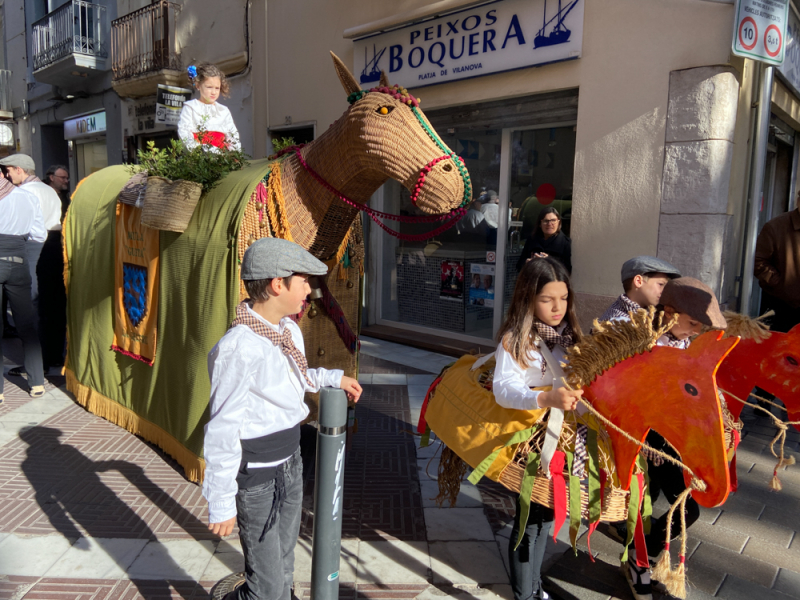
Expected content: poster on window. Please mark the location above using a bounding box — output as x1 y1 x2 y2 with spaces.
469 263 495 307
156 85 192 125
440 260 464 301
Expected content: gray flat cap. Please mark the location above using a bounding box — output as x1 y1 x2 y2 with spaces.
621 256 681 282
0 154 36 171
241 237 328 280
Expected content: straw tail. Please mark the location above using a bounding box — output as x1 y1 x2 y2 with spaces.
583 331 738 508
330 51 361 97
380 70 390 87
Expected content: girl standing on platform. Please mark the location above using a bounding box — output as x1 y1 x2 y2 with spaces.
493 256 584 600
178 63 241 151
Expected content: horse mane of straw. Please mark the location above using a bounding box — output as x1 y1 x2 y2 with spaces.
721 310 772 342
564 306 676 388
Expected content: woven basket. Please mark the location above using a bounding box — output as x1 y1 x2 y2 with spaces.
140 176 203 232
497 420 631 522
118 172 147 207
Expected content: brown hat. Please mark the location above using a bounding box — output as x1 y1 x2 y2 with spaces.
660 277 727 329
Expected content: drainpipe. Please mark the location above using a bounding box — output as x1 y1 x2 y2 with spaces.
739 63 773 315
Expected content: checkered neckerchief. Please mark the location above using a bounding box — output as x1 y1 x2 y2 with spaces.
533 322 574 376
231 301 314 386
663 331 690 349
599 294 641 322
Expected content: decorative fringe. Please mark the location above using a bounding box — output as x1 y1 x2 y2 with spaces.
566 307 677 388
435 446 468 507
651 544 672 582
664 559 687 599
721 310 773 342
266 165 293 242
66 368 206 483
770 471 783 491
650 482 698 600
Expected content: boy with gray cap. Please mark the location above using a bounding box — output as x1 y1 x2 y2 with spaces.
203 237 362 600
598 256 681 323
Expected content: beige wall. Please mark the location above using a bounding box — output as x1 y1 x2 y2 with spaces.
266 0 741 303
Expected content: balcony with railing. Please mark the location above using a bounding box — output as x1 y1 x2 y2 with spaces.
111 1 182 98
31 0 109 87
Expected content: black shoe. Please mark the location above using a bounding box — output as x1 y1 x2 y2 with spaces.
8 367 26 377
623 554 653 600
606 521 627 543
2 326 18 339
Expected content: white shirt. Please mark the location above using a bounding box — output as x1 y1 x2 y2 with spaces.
202 305 343 522
481 203 499 228
178 99 241 151
0 186 47 243
493 331 567 411
21 181 62 231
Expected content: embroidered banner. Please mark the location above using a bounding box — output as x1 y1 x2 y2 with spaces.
112 203 160 365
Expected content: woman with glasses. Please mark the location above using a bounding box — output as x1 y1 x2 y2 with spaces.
516 207 572 274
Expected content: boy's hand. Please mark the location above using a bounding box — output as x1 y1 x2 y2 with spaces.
538 387 583 411
208 516 237 537
340 376 362 402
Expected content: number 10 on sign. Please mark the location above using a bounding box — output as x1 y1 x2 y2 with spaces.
731 0 788 65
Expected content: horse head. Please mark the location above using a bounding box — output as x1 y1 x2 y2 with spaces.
583 331 739 508
718 322 800 430
316 53 471 214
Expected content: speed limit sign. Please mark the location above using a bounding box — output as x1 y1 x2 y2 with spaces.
732 0 789 65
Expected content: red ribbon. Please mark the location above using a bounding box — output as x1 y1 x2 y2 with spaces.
193 131 228 149
417 376 443 433
634 472 649 568
551 451 567 542
729 429 741 492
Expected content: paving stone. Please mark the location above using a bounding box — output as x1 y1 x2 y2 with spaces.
424 508 495 541
356 540 430 584
201 538 245 581
292 537 358 583
743 538 800 572
715 574 792 599
0 533 74 576
716 506 794 547
413 583 513 599
688 520 748 553
544 550 627 600
125 539 215 580
428 541 508 584
759 506 800 540
696 505 722 525
43 536 149 579
774 568 800 599
688 541 778 591
420 479 483 509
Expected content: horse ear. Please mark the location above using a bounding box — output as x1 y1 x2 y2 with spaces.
379 70 390 87
686 331 739 368
330 52 361 97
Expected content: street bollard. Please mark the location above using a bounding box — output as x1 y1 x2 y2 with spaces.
310 387 348 600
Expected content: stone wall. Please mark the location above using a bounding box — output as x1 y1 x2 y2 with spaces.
657 66 740 297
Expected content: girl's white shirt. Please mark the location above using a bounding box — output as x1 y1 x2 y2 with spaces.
492 323 568 411
177 99 241 151
202 304 342 523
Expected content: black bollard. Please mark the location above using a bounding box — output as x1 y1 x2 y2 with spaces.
310 387 348 600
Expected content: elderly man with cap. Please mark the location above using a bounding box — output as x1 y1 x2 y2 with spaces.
203 237 362 600
622 276 726 600
0 170 47 402
598 255 682 324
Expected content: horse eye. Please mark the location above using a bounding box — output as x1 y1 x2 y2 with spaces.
684 383 698 396
376 106 394 115
787 356 798 366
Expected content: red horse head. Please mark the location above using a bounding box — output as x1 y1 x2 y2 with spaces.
718 324 800 430
583 332 739 508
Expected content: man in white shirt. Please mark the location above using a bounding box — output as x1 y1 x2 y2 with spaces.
0 174 47 401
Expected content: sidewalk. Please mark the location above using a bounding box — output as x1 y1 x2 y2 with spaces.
0 335 798 599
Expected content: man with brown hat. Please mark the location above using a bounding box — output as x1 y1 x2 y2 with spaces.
622 276 726 600
754 202 800 333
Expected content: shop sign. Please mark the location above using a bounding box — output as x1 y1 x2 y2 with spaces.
469 263 495 308
134 100 158 132
440 260 465 301
156 85 192 126
731 0 789 65
64 111 107 140
778 6 800 96
352 0 584 89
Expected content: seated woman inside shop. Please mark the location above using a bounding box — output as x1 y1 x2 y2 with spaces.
516 207 572 273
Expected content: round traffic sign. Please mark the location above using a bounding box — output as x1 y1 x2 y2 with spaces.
765 24 783 57
739 17 758 51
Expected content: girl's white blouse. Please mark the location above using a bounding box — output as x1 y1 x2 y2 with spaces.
177 99 241 150
492 325 568 411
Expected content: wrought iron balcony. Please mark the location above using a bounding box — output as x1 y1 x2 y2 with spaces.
31 0 109 86
111 1 181 98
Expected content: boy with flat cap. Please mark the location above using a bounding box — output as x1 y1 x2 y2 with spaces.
203 237 362 600
599 256 682 323
624 276 727 600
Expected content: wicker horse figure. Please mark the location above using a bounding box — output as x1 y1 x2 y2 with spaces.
718 314 800 428
423 309 739 533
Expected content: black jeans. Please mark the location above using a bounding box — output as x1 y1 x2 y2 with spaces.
0 257 44 393
645 433 699 558
508 496 554 600
37 231 66 368
235 448 303 600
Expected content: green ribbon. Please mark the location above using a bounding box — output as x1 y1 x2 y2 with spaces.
567 451 582 552
515 450 542 551
420 424 431 448
621 469 642 564
467 425 539 486
639 454 652 534
586 428 602 525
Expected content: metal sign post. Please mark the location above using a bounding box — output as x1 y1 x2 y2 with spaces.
310 387 348 600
